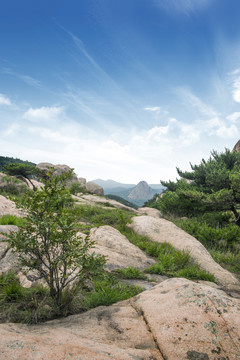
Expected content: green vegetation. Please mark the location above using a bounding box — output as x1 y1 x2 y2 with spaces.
148 148 240 279
69 182 86 195
0 214 26 227
73 204 134 230
157 149 240 223
0 174 28 197
119 228 215 282
83 273 142 310
5 163 40 190
0 156 35 173
0 271 142 323
5 170 106 309
114 267 147 280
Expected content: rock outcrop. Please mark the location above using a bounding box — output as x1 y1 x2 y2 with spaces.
90 225 155 270
137 207 163 218
0 278 240 359
37 162 78 182
86 181 104 196
128 180 156 203
130 215 240 291
0 195 24 217
232 139 240 152
73 193 138 212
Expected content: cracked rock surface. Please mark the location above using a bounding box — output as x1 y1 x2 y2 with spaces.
0 278 240 359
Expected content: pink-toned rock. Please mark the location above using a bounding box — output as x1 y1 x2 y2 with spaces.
0 225 20 275
132 278 240 359
0 279 240 359
79 194 138 212
90 225 155 270
130 216 240 291
0 300 163 360
138 207 162 218
0 195 24 217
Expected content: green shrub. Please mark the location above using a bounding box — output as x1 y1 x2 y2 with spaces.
0 215 27 227
174 265 215 282
83 274 142 310
175 219 240 250
115 267 147 280
69 182 86 195
73 204 133 228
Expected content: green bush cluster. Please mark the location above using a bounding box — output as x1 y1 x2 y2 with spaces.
83 273 142 310
0 215 27 227
69 182 86 195
115 267 147 280
175 218 240 251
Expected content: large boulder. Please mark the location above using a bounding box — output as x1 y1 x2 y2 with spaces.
0 279 240 359
130 215 240 291
89 225 155 270
0 195 24 217
86 181 104 196
232 139 240 152
138 207 163 218
0 225 19 275
37 163 78 182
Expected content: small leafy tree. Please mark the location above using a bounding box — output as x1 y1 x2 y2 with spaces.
5 163 40 190
158 149 240 225
6 170 105 309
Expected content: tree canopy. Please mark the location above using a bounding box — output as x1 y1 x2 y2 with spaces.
6 170 106 308
158 149 240 225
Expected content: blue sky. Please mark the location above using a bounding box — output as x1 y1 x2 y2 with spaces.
1 0 240 183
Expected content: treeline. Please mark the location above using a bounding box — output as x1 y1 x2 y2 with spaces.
0 156 35 172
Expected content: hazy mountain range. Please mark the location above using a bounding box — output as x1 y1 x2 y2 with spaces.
93 179 164 207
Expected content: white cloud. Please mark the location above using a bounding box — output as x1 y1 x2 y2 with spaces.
216 124 238 139
229 68 240 103
232 78 240 103
0 94 11 106
144 106 161 112
23 106 64 122
227 112 240 122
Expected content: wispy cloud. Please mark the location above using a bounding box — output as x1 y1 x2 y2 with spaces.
2 68 42 88
0 93 11 106
231 69 240 103
154 0 214 16
227 112 240 122
175 87 217 117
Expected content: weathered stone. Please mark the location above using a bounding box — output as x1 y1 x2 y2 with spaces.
132 278 240 359
129 215 240 291
78 194 138 212
36 163 78 182
90 225 155 270
0 279 240 359
138 207 163 218
0 195 24 217
0 300 163 360
86 181 104 196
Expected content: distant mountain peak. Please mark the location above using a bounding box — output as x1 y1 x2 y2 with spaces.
128 181 155 201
